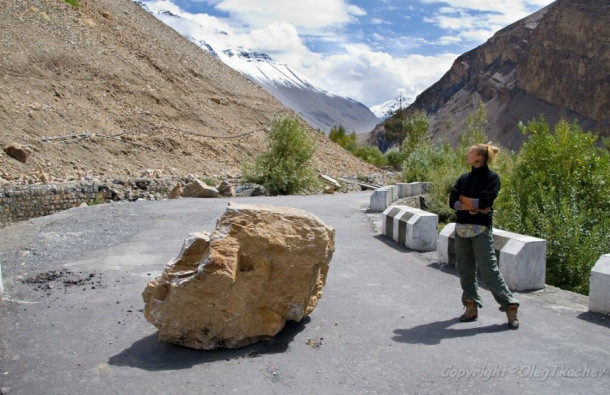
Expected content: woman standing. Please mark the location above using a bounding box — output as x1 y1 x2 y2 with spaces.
449 143 520 329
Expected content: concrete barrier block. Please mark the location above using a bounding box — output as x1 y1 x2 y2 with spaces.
383 205 438 252
493 229 546 291
437 223 546 291
404 209 438 252
370 186 394 212
437 223 456 265
381 206 401 242
589 254 610 314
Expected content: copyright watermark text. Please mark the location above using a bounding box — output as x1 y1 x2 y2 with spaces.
442 364 607 381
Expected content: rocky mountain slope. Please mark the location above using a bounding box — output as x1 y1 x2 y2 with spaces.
370 0 609 151
0 0 378 185
135 1 380 135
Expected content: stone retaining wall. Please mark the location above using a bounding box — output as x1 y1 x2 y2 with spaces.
0 178 181 228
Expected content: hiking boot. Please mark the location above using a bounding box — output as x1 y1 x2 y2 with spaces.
460 299 478 322
507 304 519 330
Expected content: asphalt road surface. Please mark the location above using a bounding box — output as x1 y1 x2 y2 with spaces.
1 192 608 394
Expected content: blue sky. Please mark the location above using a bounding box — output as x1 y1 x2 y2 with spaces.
141 0 554 114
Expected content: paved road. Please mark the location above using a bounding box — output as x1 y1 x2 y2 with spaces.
1 192 608 394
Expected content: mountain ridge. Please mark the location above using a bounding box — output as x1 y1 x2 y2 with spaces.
0 0 378 185
135 0 380 134
369 0 609 151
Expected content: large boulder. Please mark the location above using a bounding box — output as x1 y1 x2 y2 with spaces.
142 202 335 349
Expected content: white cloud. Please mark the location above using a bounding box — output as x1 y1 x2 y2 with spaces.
213 0 364 30
141 0 553 110
421 0 554 45
291 44 457 108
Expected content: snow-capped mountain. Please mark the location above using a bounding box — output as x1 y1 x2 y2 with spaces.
135 1 379 134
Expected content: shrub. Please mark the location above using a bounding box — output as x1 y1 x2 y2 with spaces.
384 147 405 170
350 144 386 167
63 0 80 7
242 116 318 195
495 117 610 294
329 125 356 148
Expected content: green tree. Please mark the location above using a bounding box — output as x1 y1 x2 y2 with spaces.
401 111 430 155
495 116 610 294
242 116 318 195
329 125 356 148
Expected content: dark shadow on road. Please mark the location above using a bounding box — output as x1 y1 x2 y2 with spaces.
108 317 310 371
373 234 416 253
576 311 610 329
392 318 508 345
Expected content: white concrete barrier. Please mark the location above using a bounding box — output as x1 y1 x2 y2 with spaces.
370 186 393 212
437 223 546 291
369 182 432 212
589 254 610 314
382 205 438 252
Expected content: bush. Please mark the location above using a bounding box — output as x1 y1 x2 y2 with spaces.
63 0 80 7
350 144 386 167
242 116 318 195
384 147 405 170
329 125 356 148
495 117 610 294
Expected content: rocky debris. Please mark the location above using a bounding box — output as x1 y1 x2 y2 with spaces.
181 179 220 198
323 186 335 194
142 201 335 349
21 270 102 293
4 143 32 163
320 174 341 189
0 0 379 187
217 180 236 197
235 183 266 197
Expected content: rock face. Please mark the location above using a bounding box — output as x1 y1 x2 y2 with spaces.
142 202 335 349
370 0 609 151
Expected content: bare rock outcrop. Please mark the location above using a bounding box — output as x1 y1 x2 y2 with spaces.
371 0 609 151
142 202 335 349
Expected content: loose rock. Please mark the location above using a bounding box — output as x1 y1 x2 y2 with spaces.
4 143 32 163
182 179 219 198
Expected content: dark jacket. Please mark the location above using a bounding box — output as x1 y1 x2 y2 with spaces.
449 164 500 226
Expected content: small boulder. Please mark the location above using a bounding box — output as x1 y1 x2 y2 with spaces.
168 184 182 199
4 143 32 163
217 180 235 197
182 179 219 198
320 174 341 189
142 202 335 349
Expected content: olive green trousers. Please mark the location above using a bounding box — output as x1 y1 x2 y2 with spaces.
455 228 518 309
